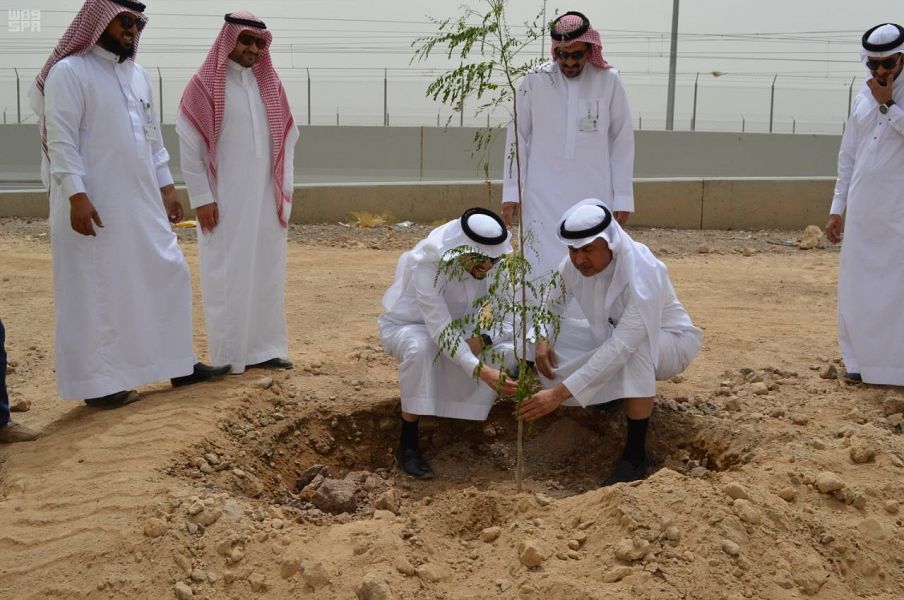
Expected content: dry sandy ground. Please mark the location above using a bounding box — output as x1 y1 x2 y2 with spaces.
0 219 902 600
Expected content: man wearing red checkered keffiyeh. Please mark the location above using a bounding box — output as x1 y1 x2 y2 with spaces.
28 0 231 408
502 10 636 312
176 12 299 375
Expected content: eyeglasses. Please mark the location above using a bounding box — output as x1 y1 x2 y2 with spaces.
237 34 266 49
117 14 146 32
554 48 587 62
866 55 901 70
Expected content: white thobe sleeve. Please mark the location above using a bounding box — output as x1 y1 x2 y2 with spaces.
561 291 649 407
144 70 174 188
608 75 635 213
283 120 300 196
502 79 532 203
175 112 215 208
412 265 481 374
43 63 87 199
887 103 904 137
830 95 864 216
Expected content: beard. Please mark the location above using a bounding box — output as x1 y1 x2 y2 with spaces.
98 30 135 63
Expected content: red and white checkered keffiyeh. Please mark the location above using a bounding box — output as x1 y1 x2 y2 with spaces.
31 0 146 165
179 11 296 227
550 13 610 69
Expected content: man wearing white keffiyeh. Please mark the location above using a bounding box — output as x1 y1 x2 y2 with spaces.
177 12 299 374
519 200 702 486
379 208 518 479
29 0 230 408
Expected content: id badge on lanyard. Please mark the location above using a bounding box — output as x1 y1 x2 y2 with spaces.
579 99 600 133
141 98 158 141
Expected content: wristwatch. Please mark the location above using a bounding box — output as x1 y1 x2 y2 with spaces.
879 99 896 114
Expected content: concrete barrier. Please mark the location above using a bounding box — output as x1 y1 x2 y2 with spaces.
0 177 837 230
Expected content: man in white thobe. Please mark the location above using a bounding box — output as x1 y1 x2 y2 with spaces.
502 11 635 285
177 12 299 374
379 208 518 479
519 201 702 486
826 23 904 386
29 0 230 408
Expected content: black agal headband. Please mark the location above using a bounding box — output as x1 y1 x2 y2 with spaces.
550 11 590 41
559 205 612 240
862 23 904 52
225 13 267 29
460 207 507 245
112 0 146 12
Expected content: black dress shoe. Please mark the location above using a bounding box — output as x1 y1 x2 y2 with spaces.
84 389 140 409
843 371 862 384
171 362 231 388
396 446 434 480
250 357 294 370
601 457 652 487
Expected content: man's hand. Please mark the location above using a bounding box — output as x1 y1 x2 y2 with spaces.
161 184 183 224
867 76 894 106
826 214 843 245
478 365 518 397
518 384 570 421
69 193 103 236
195 202 219 234
535 338 558 379
614 211 630 226
502 202 520 227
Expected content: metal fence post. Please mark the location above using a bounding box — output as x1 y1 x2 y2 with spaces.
741 114 745 132
306 68 311 126
769 74 777 133
847 76 855 117
792 117 796 134
14 68 21 123
383 68 388 126
691 72 698 131
156 67 163 123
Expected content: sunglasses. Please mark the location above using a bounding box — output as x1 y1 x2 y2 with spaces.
554 48 587 62
117 14 146 32
237 34 266 49
866 56 901 70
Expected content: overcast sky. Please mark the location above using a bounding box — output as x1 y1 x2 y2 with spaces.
1 0 901 131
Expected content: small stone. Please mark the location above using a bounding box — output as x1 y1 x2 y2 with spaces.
850 443 878 464
480 526 501 543
232 468 246 479
311 479 364 514
857 518 888 540
567 539 581 551
791 414 809 426
741 247 754 257
614 537 651 562
819 363 838 380
416 563 451 583
534 493 554 506
798 225 824 250
882 391 904 416
721 539 741 557
294 464 330 492
722 482 751 501
518 540 547 568
143 518 167 538
281 556 301 579
301 560 331 590
187 501 204 515
883 500 899 515
733 499 761 525
778 487 798 502
602 566 633 583
815 472 845 494
393 556 416 576
190 568 206 583
229 547 244 564
698 244 713 254
482 425 496 438
203 453 219 464
248 572 268 592
375 489 400 515
193 509 221 527
256 377 274 389
750 382 769 395
174 582 193 600
356 574 396 600
9 399 31 412
665 526 682 543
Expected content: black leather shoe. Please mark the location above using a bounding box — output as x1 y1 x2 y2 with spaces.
84 389 140 409
843 371 862 384
601 457 652 487
171 362 231 388
250 357 294 370
396 446 434 480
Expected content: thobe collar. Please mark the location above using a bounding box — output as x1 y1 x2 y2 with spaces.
91 44 126 64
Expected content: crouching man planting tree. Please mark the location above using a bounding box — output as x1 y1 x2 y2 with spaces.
519 200 703 486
